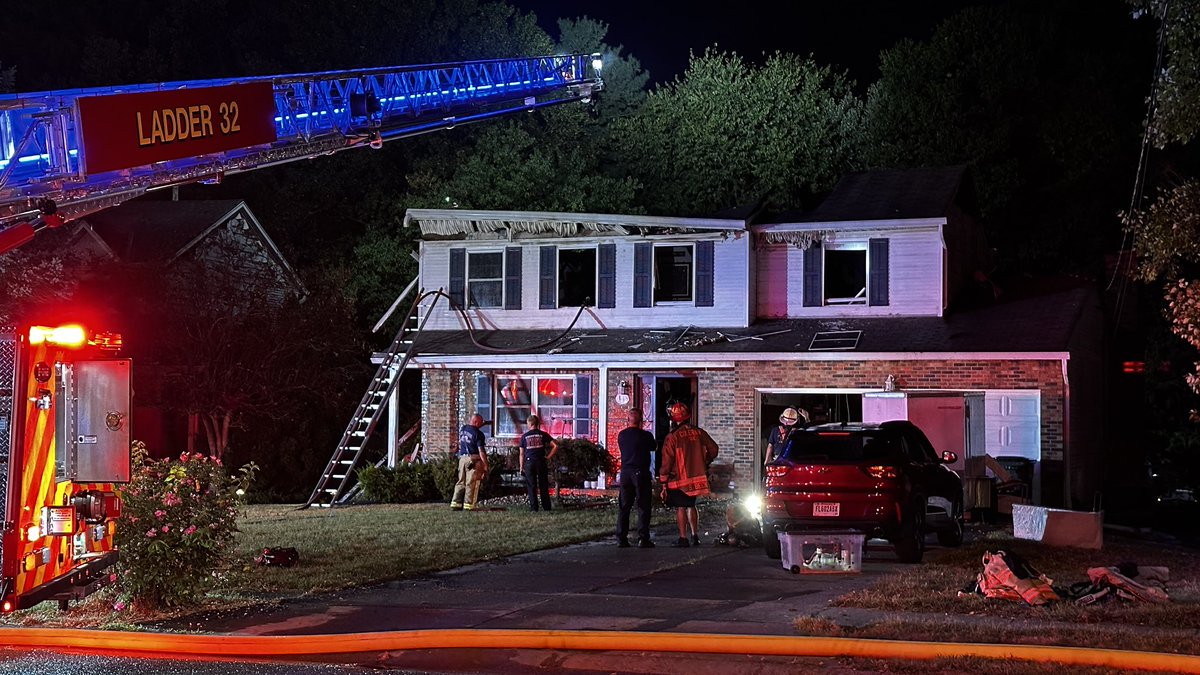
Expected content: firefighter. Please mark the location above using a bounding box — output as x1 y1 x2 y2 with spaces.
451 414 489 511
518 414 558 512
765 406 808 465
658 402 719 547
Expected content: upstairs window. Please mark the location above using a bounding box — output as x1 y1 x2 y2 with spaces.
803 239 889 308
654 244 693 303
824 246 867 305
558 248 597 308
467 251 503 308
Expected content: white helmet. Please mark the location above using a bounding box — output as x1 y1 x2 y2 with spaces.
780 407 810 426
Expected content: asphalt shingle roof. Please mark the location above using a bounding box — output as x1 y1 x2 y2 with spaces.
411 282 1094 359
758 166 969 225
82 200 244 263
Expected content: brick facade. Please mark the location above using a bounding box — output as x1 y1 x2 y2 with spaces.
423 358 1067 503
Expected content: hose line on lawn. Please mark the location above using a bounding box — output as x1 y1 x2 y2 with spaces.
3 628 1199 673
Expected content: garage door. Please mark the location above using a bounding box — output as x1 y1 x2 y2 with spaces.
984 390 1040 461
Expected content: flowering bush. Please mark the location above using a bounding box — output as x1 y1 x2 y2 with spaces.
116 443 257 609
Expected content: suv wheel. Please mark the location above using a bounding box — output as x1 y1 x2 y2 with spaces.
892 505 925 564
936 500 965 548
763 522 781 559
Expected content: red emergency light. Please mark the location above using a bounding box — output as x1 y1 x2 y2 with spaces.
28 324 88 348
1122 361 1146 374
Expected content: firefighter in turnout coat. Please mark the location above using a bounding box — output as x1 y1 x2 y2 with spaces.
658 402 719 547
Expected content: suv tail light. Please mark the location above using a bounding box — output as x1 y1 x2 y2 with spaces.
862 465 899 479
765 465 790 478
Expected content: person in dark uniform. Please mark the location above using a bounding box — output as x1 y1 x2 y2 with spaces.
451 414 488 511
765 407 808 465
518 414 558 511
616 407 656 548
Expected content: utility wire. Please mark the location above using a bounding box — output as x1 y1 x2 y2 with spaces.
1109 0 1172 335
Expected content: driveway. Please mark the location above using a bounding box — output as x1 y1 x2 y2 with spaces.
161 533 912 638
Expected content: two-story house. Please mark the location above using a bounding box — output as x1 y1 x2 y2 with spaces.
400 167 1102 509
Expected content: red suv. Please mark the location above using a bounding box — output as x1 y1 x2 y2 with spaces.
762 421 964 563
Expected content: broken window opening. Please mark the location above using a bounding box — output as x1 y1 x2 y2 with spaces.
825 248 866 305
558 248 597 308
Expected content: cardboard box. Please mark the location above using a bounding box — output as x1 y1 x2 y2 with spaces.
1012 504 1103 549
779 532 864 574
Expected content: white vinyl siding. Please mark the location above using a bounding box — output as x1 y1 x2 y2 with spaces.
419 235 750 329
783 227 943 317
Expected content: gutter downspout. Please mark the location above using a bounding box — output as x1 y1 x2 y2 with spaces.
1061 358 1071 509
598 366 609 465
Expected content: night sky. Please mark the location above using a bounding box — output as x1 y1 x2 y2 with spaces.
511 0 997 85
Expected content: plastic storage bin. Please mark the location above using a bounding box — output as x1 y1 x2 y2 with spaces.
779 532 864 574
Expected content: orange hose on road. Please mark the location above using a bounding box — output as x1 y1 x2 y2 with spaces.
2 628 1199 673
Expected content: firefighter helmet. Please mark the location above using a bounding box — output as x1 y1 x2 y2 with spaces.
780 407 801 426
667 402 690 423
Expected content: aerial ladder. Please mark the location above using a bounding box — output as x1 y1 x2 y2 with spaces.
0 54 602 610
0 53 603 252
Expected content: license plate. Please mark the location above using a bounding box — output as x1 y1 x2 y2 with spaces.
812 502 840 517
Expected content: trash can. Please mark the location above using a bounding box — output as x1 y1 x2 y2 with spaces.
995 456 1034 487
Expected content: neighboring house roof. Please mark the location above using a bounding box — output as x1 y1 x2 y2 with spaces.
81 200 245 263
409 282 1094 361
78 199 307 299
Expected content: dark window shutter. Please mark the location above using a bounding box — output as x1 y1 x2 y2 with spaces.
504 246 522 310
695 240 714 307
633 242 652 308
869 238 890 306
597 244 616 309
802 243 823 307
539 245 557 309
449 248 466 308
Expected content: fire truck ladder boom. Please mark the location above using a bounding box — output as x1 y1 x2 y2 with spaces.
302 287 440 509
0 54 601 246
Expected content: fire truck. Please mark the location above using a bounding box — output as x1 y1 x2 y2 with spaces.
1 325 128 611
0 54 602 610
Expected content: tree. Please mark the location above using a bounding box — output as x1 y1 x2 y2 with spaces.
1122 0 1200 494
863 0 1151 273
612 49 864 216
1130 0 1200 147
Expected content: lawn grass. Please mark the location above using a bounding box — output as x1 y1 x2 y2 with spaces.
0 496 681 628
224 499 676 595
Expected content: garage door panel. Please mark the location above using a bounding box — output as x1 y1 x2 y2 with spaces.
985 391 1040 461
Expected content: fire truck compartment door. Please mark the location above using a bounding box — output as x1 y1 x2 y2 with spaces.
56 360 131 483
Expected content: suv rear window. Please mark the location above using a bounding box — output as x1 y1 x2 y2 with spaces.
778 431 897 462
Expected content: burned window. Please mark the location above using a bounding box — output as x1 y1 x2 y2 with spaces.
824 248 866 305
654 244 693 303
558 248 597 308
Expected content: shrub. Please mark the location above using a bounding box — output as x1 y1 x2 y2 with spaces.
357 462 439 503
116 443 257 609
429 451 510 501
431 453 459 499
550 439 613 489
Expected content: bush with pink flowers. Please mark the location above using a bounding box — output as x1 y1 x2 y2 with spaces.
115 442 257 609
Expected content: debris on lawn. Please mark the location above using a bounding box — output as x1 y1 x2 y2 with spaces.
961 551 1173 607
254 546 300 568
1067 563 1170 605
958 550 1059 605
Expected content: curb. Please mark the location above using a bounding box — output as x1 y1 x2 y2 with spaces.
2 628 1199 672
